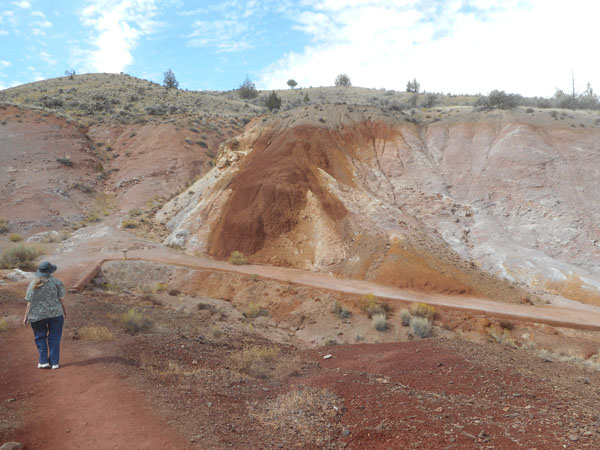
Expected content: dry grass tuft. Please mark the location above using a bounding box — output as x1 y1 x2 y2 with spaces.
409 302 436 321
230 345 280 379
228 250 247 265
77 325 114 341
358 293 389 318
410 316 433 338
0 243 42 270
244 302 269 319
372 313 387 331
331 300 351 319
0 318 9 332
8 233 22 242
117 309 152 334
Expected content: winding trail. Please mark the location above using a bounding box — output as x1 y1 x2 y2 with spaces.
0 312 189 449
57 248 600 332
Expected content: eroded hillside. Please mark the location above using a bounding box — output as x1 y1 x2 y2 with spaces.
158 104 600 304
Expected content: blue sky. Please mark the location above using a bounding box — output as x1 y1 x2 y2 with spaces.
1 0 599 97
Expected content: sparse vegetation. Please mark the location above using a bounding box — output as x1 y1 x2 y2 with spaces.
238 74 258 99
0 218 8 234
331 300 351 319
244 302 269 319
77 325 114 341
229 250 247 265
475 90 520 110
0 318 8 332
410 316 432 338
358 293 389 318
409 302 436 321
56 156 74 166
0 243 42 270
372 313 387 331
406 78 420 93
118 309 152 334
121 219 139 229
210 325 223 338
400 309 411 327
266 91 282 111
230 345 280 379
334 74 351 87
8 233 23 242
163 69 179 89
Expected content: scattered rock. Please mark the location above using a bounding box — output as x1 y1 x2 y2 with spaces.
0 443 24 450
324 354 333 360
341 428 351 437
568 433 580 441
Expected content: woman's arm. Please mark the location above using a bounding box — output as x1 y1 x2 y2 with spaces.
59 298 67 318
23 302 30 325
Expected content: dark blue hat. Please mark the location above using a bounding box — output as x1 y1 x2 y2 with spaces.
36 261 57 276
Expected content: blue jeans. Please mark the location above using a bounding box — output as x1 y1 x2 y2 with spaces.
30 316 64 366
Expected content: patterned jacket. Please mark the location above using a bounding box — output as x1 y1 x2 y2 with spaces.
25 276 65 322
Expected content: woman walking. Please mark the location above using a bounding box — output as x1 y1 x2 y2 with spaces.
23 261 67 369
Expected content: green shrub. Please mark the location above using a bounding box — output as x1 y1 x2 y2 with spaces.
118 309 152 334
0 244 42 270
410 316 432 338
266 91 282 111
229 250 247 265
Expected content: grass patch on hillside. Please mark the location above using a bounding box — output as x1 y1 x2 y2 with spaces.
0 243 42 270
0 318 9 333
229 250 247 265
230 345 280 379
77 325 114 341
116 309 152 334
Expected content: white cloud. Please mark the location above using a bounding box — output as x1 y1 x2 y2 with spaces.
31 10 46 18
79 0 159 73
32 28 45 36
188 19 251 52
0 30 8 36
39 51 57 65
259 0 600 96
12 1 31 8
33 20 52 28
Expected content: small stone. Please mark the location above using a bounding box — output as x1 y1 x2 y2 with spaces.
0 443 24 450
207 402 213 407
568 434 579 441
341 428 351 437
435 407 443 413
324 354 333 360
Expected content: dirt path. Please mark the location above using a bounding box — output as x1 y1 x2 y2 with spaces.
53 249 600 332
0 318 189 449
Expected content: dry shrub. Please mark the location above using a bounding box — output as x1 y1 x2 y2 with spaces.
78 325 114 341
244 302 269 318
400 309 411 326
409 302 436 321
210 325 223 338
372 313 387 331
0 318 8 332
8 233 22 242
410 316 432 338
0 243 42 270
487 327 518 348
499 319 514 330
331 301 351 319
118 309 152 334
358 293 389 318
228 250 247 265
230 345 280 379
0 218 8 234
251 387 342 443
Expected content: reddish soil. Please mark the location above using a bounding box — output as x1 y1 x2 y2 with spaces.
0 304 189 449
3 287 600 449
